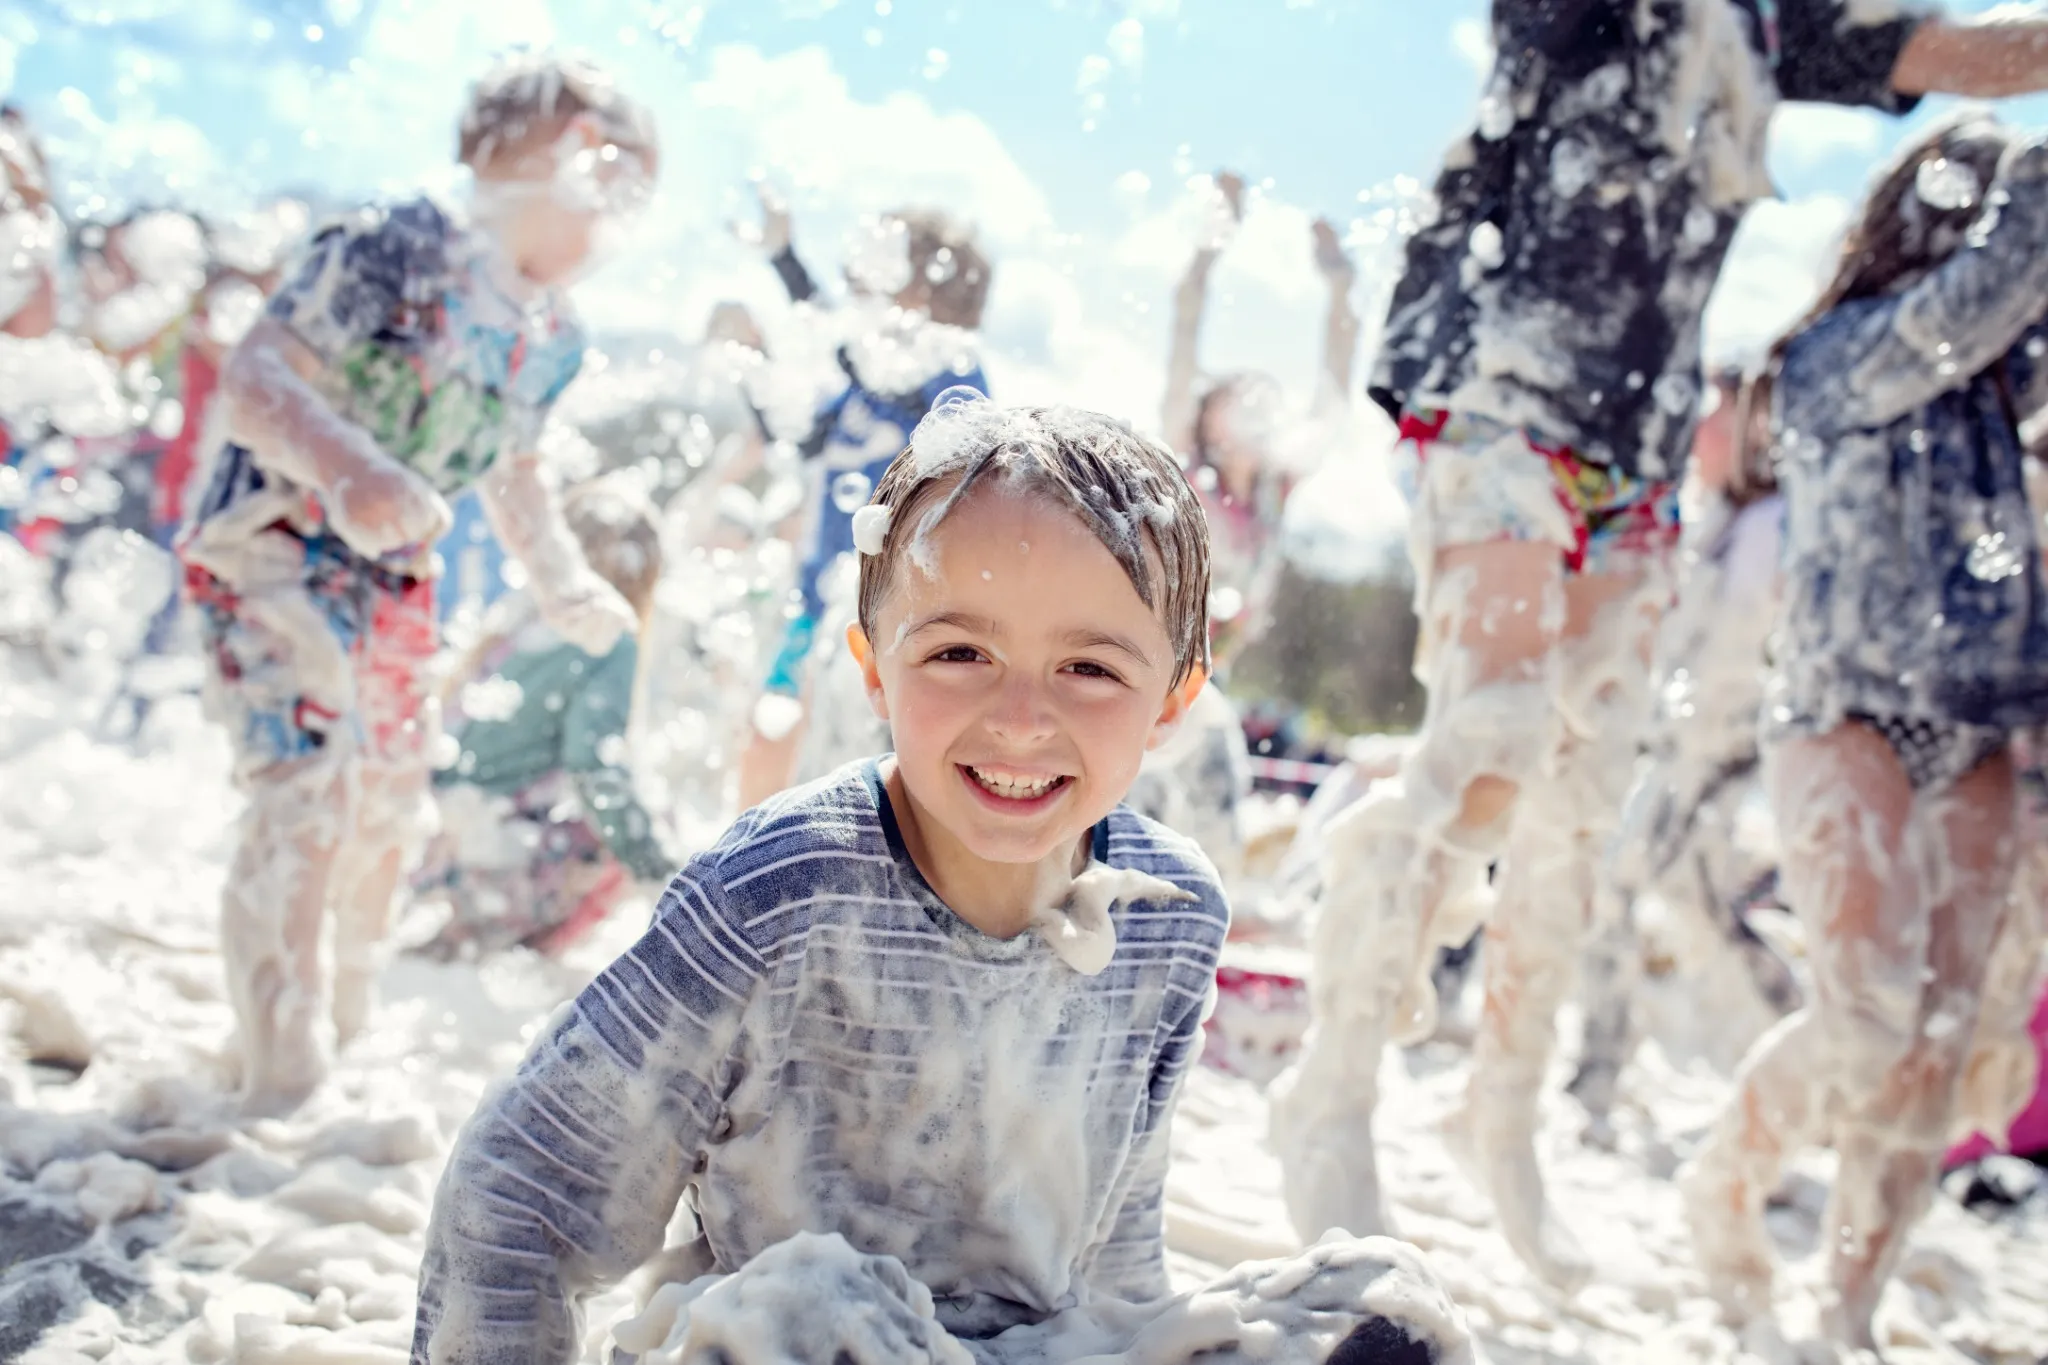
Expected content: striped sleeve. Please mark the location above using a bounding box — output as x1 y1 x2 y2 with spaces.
411 866 768 1365
1083 972 1212 1303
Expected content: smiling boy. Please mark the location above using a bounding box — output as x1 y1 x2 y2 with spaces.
410 398 1470 1365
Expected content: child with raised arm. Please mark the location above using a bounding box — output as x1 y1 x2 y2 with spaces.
178 52 658 1116
732 196 993 806
411 398 1472 1365
1132 175 1358 885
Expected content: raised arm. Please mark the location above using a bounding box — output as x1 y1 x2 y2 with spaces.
1894 7 2048 99
412 874 765 1365
1781 135 2048 435
1163 172 1244 454
1312 217 1359 413
475 453 637 658
733 181 819 305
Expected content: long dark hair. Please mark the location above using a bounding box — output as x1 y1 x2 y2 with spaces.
1739 117 2011 474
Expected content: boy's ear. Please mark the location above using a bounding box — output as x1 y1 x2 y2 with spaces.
1145 666 1209 752
846 623 890 721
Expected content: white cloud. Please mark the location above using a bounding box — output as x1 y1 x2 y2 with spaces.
1449 18 1493 77
1702 193 1853 368
1767 104 1886 175
21 8 1389 455
1106 19 1145 69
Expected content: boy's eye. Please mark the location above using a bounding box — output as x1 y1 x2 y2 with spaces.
1065 660 1124 683
929 644 984 664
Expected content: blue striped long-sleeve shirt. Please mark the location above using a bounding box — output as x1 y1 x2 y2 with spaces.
410 759 1231 1364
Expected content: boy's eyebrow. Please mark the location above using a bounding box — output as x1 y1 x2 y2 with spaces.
905 610 1002 637
1064 628 1154 666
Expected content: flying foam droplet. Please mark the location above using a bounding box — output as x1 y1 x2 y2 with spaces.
931 384 985 414
831 469 872 514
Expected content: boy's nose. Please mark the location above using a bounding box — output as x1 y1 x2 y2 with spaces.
984 675 1057 744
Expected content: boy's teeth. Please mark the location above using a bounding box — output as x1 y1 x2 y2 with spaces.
971 767 1059 799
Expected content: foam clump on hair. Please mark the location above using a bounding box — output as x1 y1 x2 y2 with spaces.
851 504 892 556
857 398 1214 687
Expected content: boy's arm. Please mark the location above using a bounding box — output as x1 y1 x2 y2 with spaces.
226 208 470 559
222 317 450 556
413 873 766 1365
219 318 451 559
1893 4 2048 99
475 456 637 657
1781 136 2048 435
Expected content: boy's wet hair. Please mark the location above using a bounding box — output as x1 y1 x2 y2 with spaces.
857 397 1212 688
890 207 991 329
459 52 658 175
564 475 664 624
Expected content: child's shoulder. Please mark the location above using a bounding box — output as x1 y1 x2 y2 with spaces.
1100 804 1232 947
671 761 896 936
309 196 454 274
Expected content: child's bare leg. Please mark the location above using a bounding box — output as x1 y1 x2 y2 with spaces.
1464 568 1655 1289
1954 833 2048 1148
330 755 433 1043
329 576 439 1042
1682 725 1912 1321
1825 749 2014 1347
225 747 353 1117
1271 539 1564 1242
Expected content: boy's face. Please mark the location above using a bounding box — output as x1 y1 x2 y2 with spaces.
474 115 655 287
853 482 1205 867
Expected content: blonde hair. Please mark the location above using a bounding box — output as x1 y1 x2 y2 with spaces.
856 401 1211 688
458 52 657 174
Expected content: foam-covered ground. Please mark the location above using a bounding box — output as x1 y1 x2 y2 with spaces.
1 673 2044 1365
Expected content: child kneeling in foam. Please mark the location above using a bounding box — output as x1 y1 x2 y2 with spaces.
410 396 1472 1365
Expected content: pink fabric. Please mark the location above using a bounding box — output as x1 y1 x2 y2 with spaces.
1948 988 2048 1166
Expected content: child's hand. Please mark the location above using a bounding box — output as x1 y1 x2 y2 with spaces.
326 460 452 561
539 572 638 657
1312 217 1355 284
731 180 793 257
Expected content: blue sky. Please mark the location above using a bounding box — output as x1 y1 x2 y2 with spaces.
7 0 2047 412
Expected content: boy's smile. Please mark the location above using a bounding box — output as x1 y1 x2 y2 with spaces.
852 478 1204 935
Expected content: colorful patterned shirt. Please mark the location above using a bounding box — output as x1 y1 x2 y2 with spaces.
186 198 587 567
1371 0 1925 480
